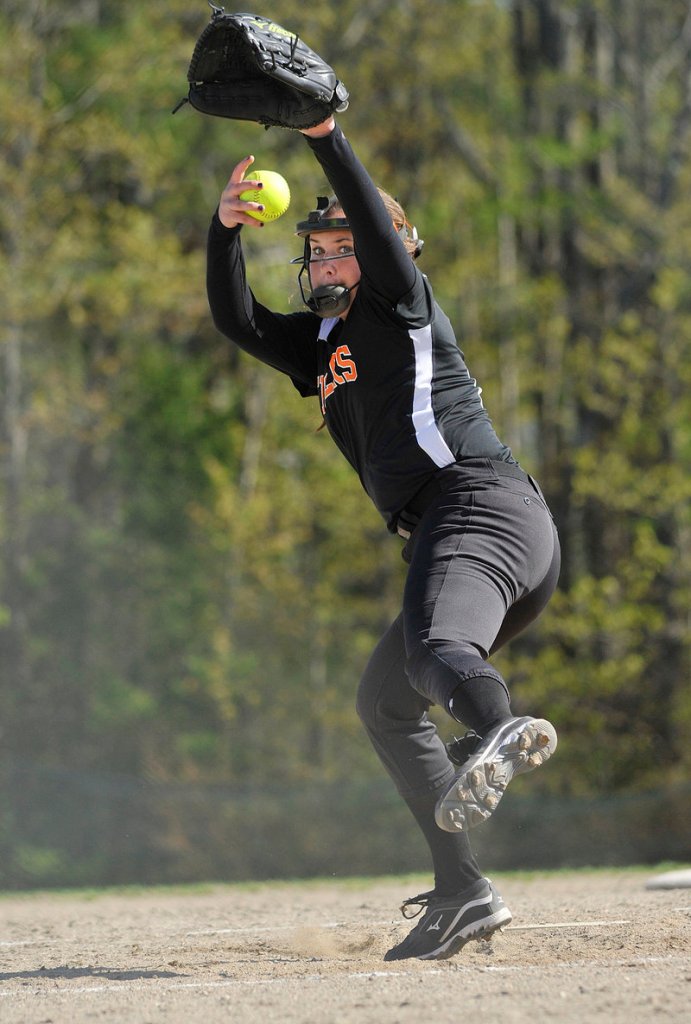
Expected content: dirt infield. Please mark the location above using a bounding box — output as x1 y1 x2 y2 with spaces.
1 868 689 1023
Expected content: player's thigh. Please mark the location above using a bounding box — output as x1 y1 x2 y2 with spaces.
402 491 508 656
402 482 555 655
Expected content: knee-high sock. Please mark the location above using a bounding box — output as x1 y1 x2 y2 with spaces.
448 674 513 735
403 788 482 894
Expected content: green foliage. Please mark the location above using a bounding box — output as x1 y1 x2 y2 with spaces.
0 1 689 890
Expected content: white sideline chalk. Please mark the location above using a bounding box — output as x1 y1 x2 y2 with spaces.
187 918 632 938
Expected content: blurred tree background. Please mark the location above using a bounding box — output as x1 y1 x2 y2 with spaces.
1 0 689 888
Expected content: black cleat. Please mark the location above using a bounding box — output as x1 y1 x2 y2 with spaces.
436 716 557 832
384 877 512 961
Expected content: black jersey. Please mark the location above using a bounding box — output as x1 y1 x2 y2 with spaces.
207 125 514 532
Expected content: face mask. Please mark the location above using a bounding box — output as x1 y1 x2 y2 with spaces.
291 198 356 317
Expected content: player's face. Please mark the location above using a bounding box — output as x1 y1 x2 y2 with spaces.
308 228 361 298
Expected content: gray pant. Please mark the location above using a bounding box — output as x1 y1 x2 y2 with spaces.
356 460 560 892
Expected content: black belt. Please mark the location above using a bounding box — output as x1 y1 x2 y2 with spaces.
397 459 531 537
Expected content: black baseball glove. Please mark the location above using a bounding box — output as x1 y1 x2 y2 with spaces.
175 7 349 129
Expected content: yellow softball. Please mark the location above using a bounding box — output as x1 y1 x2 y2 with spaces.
240 169 291 223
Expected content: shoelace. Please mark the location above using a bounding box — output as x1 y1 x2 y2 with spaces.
400 891 437 920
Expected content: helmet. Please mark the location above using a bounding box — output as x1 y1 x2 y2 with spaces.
295 196 350 238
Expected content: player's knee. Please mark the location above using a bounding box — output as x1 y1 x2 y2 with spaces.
355 673 403 734
405 637 496 710
356 664 430 736
355 669 378 732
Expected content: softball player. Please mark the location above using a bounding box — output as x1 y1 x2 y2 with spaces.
207 115 560 960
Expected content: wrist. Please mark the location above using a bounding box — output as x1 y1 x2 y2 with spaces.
212 209 241 234
301 116 336 139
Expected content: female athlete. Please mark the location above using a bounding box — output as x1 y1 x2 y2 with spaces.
206 115 561 961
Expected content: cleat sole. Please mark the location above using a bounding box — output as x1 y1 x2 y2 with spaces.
435 717 557 833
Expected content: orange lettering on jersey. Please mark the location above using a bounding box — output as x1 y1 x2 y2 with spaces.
317 344 358 414
329 352 345 385
335 345 357 381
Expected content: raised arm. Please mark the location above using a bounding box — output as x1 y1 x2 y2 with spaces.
207 156 318 393
300 120 418 304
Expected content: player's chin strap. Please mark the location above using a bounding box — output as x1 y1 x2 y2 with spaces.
292 257 360 317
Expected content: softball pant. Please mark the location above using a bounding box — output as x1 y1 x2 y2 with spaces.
356 459 561 893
